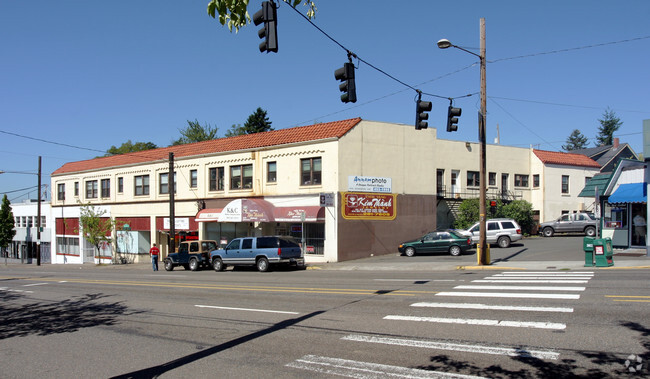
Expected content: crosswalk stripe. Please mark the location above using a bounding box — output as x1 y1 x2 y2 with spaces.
411 302 573 313
287 354 487 379
384 315 566 330
472 280 588 284
436 291 580 299
454 285 585 291
342 334 560 360
490 273 593 277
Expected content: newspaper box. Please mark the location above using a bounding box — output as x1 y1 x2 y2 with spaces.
583 237 595 267
593 237 614 267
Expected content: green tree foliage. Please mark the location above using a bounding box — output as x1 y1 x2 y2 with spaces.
76 203 118 264
453 198 534 235
596 107 622 146
171 119 219 146
207 0 317 32
562 129 589 151
224 124 246 138
243 107 273 134
0 194 16 256
105 140 157 156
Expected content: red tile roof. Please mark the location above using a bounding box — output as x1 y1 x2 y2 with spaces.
533 149 601 168
52 118 362 175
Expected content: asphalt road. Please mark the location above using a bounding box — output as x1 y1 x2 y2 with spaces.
1 253 649 378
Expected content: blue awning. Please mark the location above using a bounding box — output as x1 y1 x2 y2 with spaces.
608 183 647 204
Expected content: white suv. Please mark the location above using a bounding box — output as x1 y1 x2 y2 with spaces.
459 218 523 248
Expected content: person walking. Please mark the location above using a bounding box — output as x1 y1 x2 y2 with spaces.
149 243 160 271
633 213 646 245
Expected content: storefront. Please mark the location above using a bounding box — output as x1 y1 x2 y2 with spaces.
603 182 647 247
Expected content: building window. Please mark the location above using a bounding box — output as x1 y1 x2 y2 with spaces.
15 216 20 227
134 175 150 196
585 176 592 185
230 164 253 190
118 177 124 193
436 169 444 195
57 183 65 201
301 157 322 186
514 174 529 187
190 170 198 188
101 179 110 198
27 216 33 227
159 172 176 194
86 180 98 199
467 171 480 187
41 216 46 228
267 162 277 183
209 167 224 191
562 175 569 194
489 172 496 186
74 182 79 197
533 174 540 188
56 236 80 255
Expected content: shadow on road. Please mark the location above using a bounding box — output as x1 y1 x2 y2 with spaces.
491 247 528 263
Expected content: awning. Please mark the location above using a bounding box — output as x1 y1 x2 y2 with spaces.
607 183 647 204
273 206 325 222
195 201 325 223
195 208 223 222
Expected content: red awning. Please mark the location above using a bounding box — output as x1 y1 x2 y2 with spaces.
273 206 325 222
195 208 222 222
195 201 325 223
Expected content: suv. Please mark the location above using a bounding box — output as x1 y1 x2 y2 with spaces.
164 240 218 271
539 212 598 237
459 218 522 248
210 236 304 272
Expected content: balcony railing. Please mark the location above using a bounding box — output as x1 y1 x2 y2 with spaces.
436 185 522 201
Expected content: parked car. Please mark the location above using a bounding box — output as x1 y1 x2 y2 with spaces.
210 236 305 272
457 218 522 248
539 212 598 237
398 230 472 257
164 240 218 271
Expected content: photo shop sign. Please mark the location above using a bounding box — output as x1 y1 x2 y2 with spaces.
341 192 397 220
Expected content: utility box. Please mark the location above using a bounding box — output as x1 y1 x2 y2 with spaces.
583 237 595 267
593 237 614 267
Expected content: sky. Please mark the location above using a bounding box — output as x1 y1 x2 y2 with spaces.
1 0 649 203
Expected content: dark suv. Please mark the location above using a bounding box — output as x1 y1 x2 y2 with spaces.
210 236 304 272
164 240 218 271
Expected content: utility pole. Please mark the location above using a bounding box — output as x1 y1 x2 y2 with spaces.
37 156 42 266
478 18 488 265
169 152 175 254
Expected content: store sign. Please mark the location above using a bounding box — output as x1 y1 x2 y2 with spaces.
163 217 190 230
341 192 396 220
348 176 392 193
320 192 335 207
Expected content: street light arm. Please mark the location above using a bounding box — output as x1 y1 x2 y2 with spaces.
437 38 482 59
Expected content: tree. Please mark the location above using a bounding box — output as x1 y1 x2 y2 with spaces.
207 0 317 32
171 119 219 146
243 107 273 134
596 107 622 146
224 124 246 138
453 198 534 235
0 194 16 259
562 129 589 151
105 140 157 156
76 203 118 264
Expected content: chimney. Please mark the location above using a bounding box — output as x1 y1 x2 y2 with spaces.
613 137 619 148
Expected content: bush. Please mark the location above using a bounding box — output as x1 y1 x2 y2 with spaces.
453 198 534 235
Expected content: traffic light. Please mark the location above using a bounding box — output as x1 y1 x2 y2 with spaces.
334 62 356 103
415 98 432 130
253 1 278 53
490 200 497 215
447 105 462 132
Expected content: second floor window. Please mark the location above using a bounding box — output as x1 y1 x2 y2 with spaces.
86 180 98 199
101 179 110 198
118 177 124 193
190 169 197 188
74 182 79 196
301 157 321 186
134 175 149 196
533 174 540 188
562 175 569 194
159 172 176 194
57 183 65 201
267 162 277 183
209 167 224 191
489 172 496 186
515 174 529 187
467 171 480 187
230 164 253 190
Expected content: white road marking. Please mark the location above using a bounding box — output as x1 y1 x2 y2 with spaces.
58 281 68 283
490 273 593 277
22 282 48 287
411 302 573 313
497 271 594 274
0 287 33 294
454 285 586 291
384 315 566 330
195 304 299 315
473 279 588 284
342 334 560 360
436 291 580 299
287 354 487 379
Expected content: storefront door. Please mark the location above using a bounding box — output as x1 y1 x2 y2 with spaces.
631 203 647 246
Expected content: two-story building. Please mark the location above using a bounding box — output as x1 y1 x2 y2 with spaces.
9 199 51 263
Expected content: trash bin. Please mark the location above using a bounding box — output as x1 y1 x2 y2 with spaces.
583 236 595 267
594 237 614 267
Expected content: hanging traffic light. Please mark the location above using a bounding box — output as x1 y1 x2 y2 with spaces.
447 105 462 132
334 62 356 103
490 200 497 215
415 93 432 130
253 1 278 53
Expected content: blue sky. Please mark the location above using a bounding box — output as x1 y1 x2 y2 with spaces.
1 1 649 202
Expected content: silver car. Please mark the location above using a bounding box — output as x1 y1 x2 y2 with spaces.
458 218 523 248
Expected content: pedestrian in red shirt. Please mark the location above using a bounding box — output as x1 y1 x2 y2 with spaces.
150 243 160 271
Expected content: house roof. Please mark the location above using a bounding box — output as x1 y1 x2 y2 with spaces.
52 118 363 175
573 143 639 168
533 149 601 168
578 172 613 198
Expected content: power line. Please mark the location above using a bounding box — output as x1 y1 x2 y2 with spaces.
490 96 650 114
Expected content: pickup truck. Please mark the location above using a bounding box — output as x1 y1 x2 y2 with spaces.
539 212 598 237
164 240 218 271
210 236 304 272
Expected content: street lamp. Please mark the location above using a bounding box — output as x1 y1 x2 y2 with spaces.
438 18 489 265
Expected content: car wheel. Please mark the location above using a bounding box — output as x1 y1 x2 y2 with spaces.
497 236 511 248
404 247 416 257
449 245 461 256
543 227 554 237
256 257 269 272
213 257 224 272
164 259 173 271
189 258 199 271
584 226 596 237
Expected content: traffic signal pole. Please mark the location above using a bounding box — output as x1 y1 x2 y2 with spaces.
478 18 488 265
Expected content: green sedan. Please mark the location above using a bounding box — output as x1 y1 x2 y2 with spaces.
398 230 472 257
